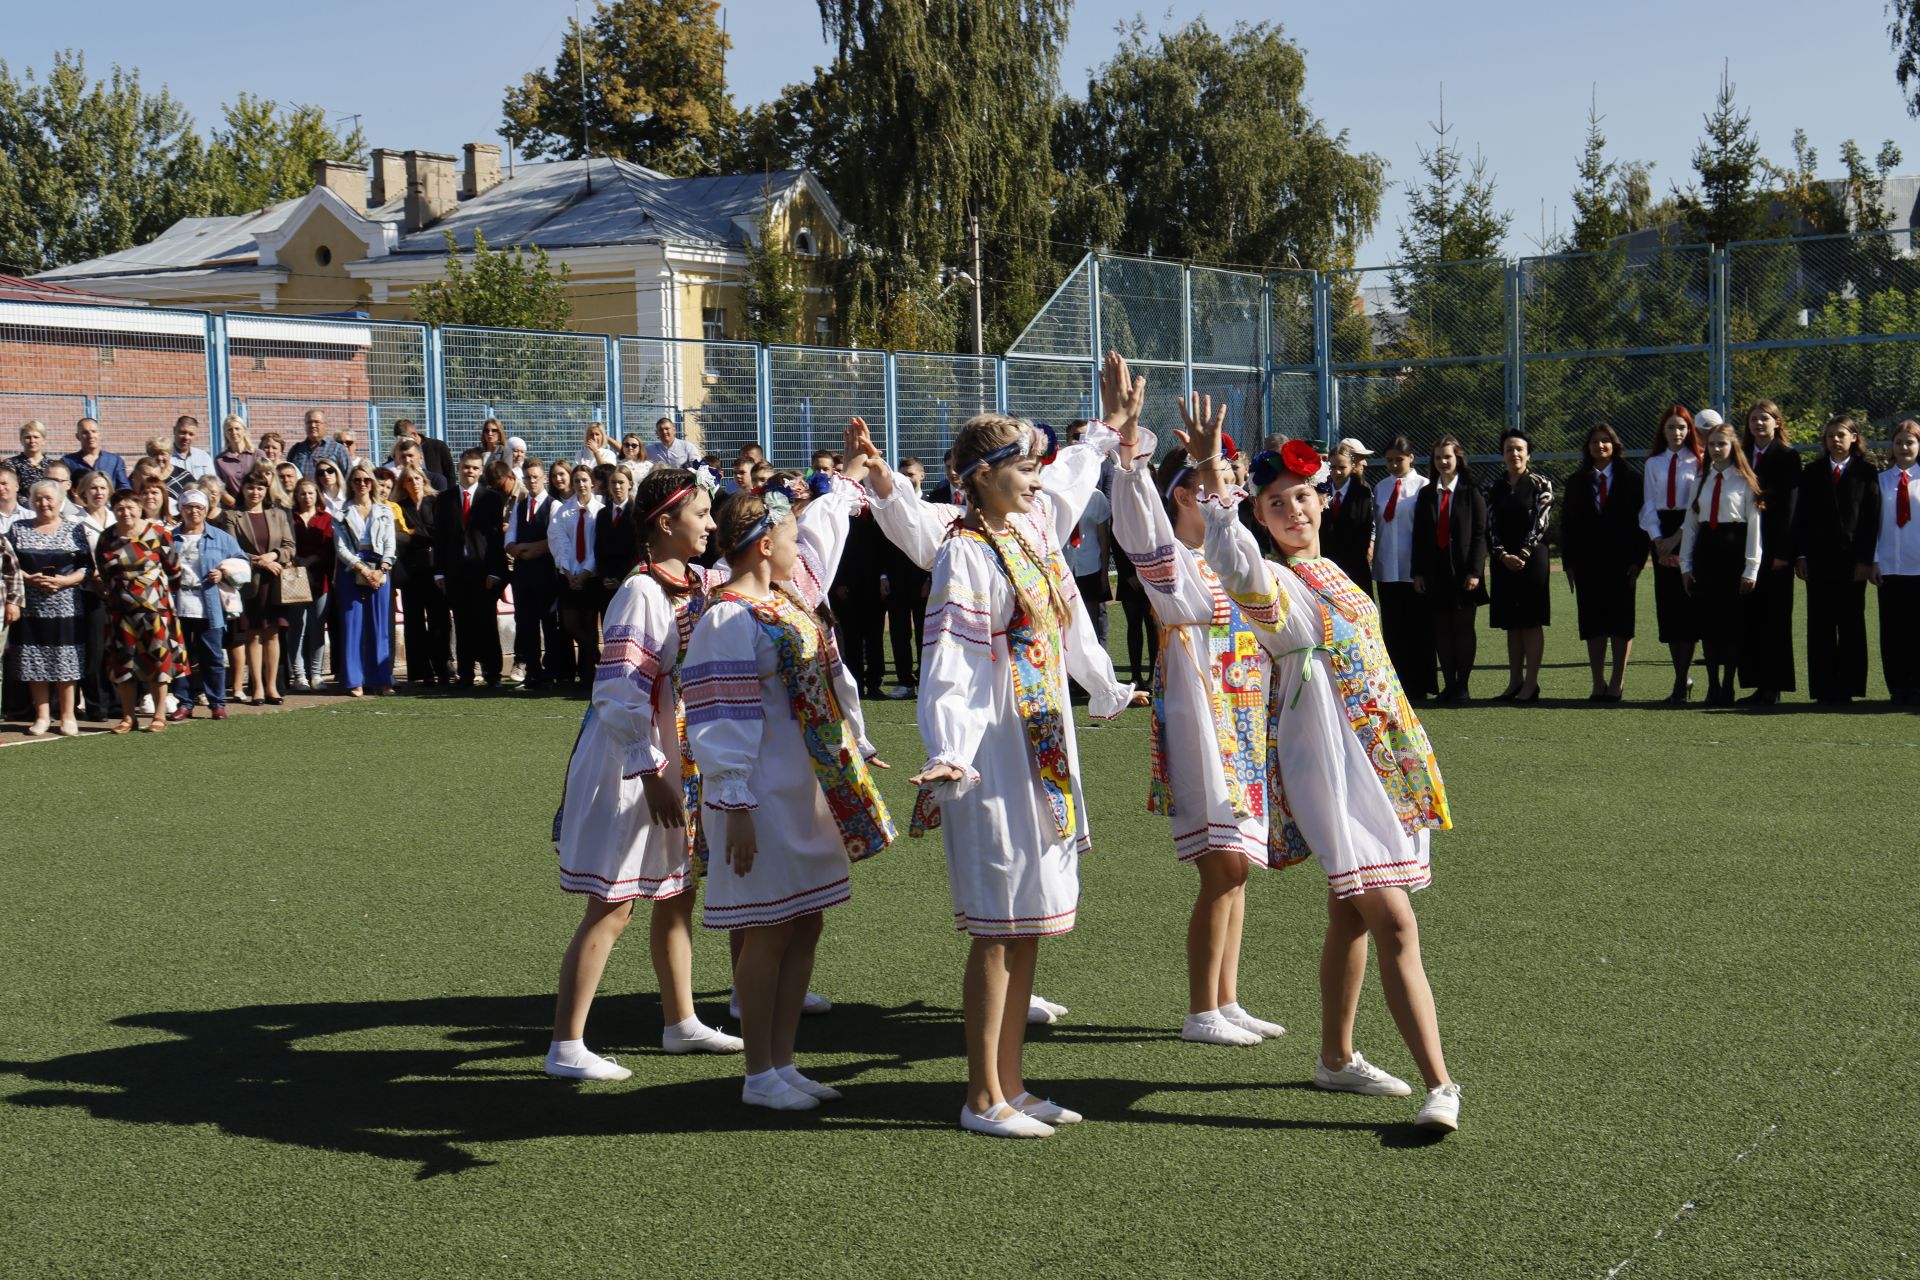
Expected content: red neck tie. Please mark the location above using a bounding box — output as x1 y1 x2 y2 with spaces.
1832 463 1843 486
1383 480 1399 522
1900 471 1911 529
613 506 621 528
1597 472 1608 511
1709 472 1723 530
1436 488 1452 550
575 508 587 560
1666 458 1676 508
1330 491 1343 519
461 489 471 526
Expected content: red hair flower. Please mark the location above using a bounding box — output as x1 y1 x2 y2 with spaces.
1280 439 1323 477
1221 432 1238 461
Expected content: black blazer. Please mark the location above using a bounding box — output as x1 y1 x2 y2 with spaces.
1410 479 1489 606
1793 456 1880 577
1560 465 1649 579
510 493 558 595
432 485 507 581
1322 478 1377 594
1750 443 1802 568
832 510 885 608
594 502 636 586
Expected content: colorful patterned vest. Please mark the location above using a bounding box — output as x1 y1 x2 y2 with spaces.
724 586 895 861
911 521 1077 841
1267 557 1450 868
1149 547 1267 820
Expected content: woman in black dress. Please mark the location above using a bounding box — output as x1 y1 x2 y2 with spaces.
1485 428 1553 701
1411 434 1487 702
1738 400 1801 704
1792 413 1880 705
1639 405 1705 702
1560 423 1648 700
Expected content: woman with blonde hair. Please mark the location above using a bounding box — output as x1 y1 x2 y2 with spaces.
219 467 296 704
333 462 397 696
1738 400 1801 704
8 419 51 490
214 417 256 506
1680 419 1766 704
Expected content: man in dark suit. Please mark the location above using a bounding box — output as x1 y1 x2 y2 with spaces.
434 448 509 688
505 458 560 687
390 419 455 486
1793 430 1881 704
1322 438 1378 595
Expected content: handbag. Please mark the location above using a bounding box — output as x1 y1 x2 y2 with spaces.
279 564 314 605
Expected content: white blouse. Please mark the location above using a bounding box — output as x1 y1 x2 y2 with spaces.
549 496 603 576
1371 470 1428 583
1639 451 1702 539
1875 465 1920 577
1678 465 1764 581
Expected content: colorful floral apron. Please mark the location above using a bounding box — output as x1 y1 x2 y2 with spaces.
728 586 895 861
911 523 1076 841
1148 548 1267 820
1266 556 1451 868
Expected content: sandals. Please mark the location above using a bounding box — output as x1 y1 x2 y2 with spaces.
110 718 135 735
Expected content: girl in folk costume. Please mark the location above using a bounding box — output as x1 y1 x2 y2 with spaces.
1679 422 1765 705
546 468 743 1082
1639 405 1706 703
1738 401 1802 704
851 396 1143 1033
684 490 896 1113
1872 419 1920 704
1793 414 1881 705
1108 394 1286 1048
1187 409 1464 1134
910 380 1141 1141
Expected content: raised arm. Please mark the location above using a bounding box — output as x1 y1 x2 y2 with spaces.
1109 425 1220 626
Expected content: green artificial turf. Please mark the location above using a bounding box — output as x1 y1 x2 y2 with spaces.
2 575 1916 1279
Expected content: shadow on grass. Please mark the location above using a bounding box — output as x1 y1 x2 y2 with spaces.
0 991 1428 1177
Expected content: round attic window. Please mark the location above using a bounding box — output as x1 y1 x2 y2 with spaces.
315 245 333 266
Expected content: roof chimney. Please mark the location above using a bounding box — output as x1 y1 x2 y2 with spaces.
402 150 459 233
369 149 406 207
463 143 502 199
312 159 367 211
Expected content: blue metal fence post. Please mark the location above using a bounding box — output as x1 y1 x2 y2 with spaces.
1260 275 1275 444
425 327 446 442
204 313 230 450
994 356 1009 414
1181 263 1196 401
1710 245 1731 414
605 335 623 441
1312 272 1335 447
1505 260 1525 433
755 343 773 461
883 350 901 461
1088 254 1104 411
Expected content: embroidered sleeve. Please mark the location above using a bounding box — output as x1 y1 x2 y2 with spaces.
791 482 855 606
866 472 960 572
916 538 1000 784
1064 596 1135 721
683 601 767 810
1109 434 1218 626
593 576 673 777
1198 489 1300 648
1040 420 1119 549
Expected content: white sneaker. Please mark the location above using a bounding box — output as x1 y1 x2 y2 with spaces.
1033 995 1068 1018
1416 1083 1461 1131
1010 1091 1082 1125
1182 1010 1263 1047
730 991 831 1019
960 1102 1053 1139
1312 1051 1413 1096
137 694 154 715
1027 1000 1057 1026
543 1045 632 1081
1220 1003 1286 1039
662 1022 744 1055
776 1065 842 1101
743 1077 819 1111
884 685 915 701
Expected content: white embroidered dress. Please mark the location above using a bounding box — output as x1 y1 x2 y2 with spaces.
912 425 1125 938
1109 429 1269 864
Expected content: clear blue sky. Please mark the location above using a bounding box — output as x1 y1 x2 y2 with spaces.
11 0 1915 266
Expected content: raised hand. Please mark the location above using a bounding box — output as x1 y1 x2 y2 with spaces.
1100 351 1147 442
1175 392 1227 464
846 416 880 461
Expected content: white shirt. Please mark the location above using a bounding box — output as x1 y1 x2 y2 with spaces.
550 496 604 576
175 531 207 619
1679 464 1763 581
1875 465 1920 577
172 446 216 480
1371 471 1427 583
1590 463 1615 511
504 493 553 546
0 504 20 535
574 445 617 468
1639 451 1701 540
646 438 700 468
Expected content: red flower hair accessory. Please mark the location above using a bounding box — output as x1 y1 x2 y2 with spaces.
1280 439 1323 477
1221 432 1238 461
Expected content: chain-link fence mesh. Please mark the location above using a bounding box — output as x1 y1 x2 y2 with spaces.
619 337 759 461
440 326 609 460
894 352 997 467
1004 358 1093 431
766 346 885 469
224 316 428 464
1096 256 1187 365
0 302 210 459
1008 256 1092 358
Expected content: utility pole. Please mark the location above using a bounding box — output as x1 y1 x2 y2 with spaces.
967 204 985 356
576 0 592 193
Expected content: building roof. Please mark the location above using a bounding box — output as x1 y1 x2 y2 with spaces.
35 161 837 284
0 273 148 304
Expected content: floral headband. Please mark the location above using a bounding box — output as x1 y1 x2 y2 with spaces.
731 489 794 556
1248 440 1331 493
959 422 1045 480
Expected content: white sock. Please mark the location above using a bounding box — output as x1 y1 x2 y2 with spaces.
1188 1008 1223 1023
548 1038 588 1065
744 1068 782 1093
664 1016 704 1037
1221 1002 1250 1019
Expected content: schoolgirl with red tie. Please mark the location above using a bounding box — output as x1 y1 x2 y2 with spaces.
1639 405 1705 702
1793 414 1881 705
1872 419 1920 704
1739 401 1802 705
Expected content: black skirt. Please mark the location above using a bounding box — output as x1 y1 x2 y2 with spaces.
1690 523 1749 648
1650 509 1695 645
1572 565 1637 640
1739 562 1796 691
1377 581 1435 697
1488 545 1550 630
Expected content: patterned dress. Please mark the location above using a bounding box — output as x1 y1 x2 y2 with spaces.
96 523 189 685
7 519 88 681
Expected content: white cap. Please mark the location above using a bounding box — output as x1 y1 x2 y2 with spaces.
180 489 210 509
506 436 527 451
1694 409 1725 431
1336 436 1375 456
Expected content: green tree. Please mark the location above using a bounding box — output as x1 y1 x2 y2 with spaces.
1054 18 1385 271
742 201 803 344
1568 98 1626 253
206 94 366 215
727 66 849 178
411 229 573 330
503 0 737 176
1889 1 1920 117
0 50 210 273
1677 72 1778 246
814 0 1069 351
